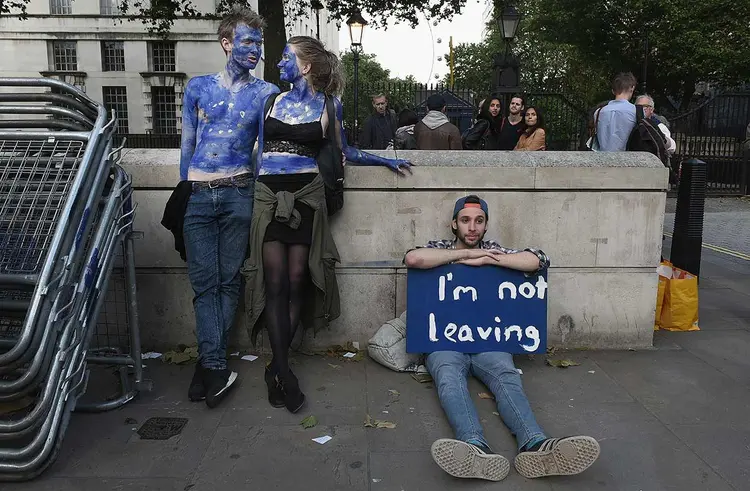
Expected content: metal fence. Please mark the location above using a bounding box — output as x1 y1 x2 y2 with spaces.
666 91 750 195
113 85 750 195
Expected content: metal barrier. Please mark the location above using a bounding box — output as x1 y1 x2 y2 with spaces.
0 77 149 481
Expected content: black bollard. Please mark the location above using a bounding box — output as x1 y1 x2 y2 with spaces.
670 158 707 277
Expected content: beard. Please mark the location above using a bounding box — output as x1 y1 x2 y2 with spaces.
456 228 485 248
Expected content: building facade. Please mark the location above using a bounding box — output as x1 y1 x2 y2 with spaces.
0 0 339 134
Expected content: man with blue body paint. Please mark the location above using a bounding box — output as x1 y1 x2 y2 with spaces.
180 6 279 409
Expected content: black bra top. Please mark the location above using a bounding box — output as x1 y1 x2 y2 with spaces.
264 117 324 148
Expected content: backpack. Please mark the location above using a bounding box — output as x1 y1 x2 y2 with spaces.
263 94 345 216
626 106 669 166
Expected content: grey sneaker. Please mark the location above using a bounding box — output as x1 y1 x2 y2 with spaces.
514 436 600 478
430 438 510 481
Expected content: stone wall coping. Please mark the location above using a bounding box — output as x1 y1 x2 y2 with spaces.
121 149 669 190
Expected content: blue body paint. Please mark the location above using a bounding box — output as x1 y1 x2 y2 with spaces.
180 25 280 181
258 43 411 176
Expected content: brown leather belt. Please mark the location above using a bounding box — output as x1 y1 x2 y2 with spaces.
191 173 253 191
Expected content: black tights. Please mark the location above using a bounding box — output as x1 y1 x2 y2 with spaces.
263 241 309 378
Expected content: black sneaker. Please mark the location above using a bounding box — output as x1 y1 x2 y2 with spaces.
204 368 238 408
188 363 206 402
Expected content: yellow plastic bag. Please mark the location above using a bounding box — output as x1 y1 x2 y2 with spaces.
655 261 700 331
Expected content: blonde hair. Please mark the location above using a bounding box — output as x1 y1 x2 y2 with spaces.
288 36 345 96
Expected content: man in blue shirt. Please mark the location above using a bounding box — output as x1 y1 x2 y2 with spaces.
596 73 637 151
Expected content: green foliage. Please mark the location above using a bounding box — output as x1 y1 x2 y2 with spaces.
449 0 750 111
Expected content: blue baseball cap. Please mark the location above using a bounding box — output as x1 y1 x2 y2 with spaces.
453 195 489 219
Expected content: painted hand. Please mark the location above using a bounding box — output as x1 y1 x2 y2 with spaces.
386 158 413 176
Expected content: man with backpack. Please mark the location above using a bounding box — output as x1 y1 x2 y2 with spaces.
595 73 637 151
635 95 676 154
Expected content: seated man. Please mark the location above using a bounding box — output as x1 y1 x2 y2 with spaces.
404 195 600 482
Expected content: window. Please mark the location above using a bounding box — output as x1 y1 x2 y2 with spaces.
149 42 176 72
50 0 72 14
152 87 177 134
50 41 77 71
100 0 122 15
103 87 129 134
101 41 125 71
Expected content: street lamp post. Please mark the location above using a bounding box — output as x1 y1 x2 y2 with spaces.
311 0 324 41
347 10 368 145
493 5 522 110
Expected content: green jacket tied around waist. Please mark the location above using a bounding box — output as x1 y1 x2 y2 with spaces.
241 174 341 345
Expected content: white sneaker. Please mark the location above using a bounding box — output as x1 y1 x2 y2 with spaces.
514 436 600 478
430 438 510 481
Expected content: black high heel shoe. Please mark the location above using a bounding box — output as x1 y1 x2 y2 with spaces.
280 369 305 414
264 364 285 408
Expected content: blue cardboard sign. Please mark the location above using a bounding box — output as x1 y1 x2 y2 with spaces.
406 265 548 354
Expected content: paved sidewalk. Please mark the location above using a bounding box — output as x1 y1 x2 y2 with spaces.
6 211 750 491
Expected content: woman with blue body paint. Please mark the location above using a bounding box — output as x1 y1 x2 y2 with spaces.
242 36 411 413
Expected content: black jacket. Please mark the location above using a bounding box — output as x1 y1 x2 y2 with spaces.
462 120 503 150
360 112 397 150
161 181 192 261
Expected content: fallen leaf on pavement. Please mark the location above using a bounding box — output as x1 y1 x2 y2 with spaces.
328 363 340 369
364 414 397 429
300 415 318 429
478 392 495 400
492 412 500 416
388 389 400 401
546 358 581 368
411 373 433 384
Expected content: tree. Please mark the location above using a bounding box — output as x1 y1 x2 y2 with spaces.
446 0 611 109
529 0 750 110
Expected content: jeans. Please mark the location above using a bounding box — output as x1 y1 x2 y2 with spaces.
183 185 253 370
426 351 547 451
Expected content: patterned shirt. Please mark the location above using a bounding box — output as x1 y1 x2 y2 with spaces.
421 239 550 274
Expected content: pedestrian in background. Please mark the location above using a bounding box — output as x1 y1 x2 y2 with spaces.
463 96 503 150
514 106 546 151
360 93 397 150
394 109 419 150
415 94 463 150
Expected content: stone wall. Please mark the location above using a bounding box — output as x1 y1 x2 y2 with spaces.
121 149 668 351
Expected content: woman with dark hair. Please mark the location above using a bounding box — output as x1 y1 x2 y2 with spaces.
394 109 419 150
244 36 411 414
514 106 546 151
462 96 503 150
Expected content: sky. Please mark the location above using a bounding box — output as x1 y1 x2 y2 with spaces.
337 1 490 84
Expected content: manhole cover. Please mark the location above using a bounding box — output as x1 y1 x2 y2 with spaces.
137 417 188 440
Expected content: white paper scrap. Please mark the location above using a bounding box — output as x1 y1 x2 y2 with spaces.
312 435 332 445
241 355 258 362
588 370 596 374
372 478 382 483
343 352 356 358
142 352 162 359
230 352 240 357
516 369 523 375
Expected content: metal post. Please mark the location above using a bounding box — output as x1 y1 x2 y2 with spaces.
670 158 707 277
641 36 649 94
353 48 360 145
